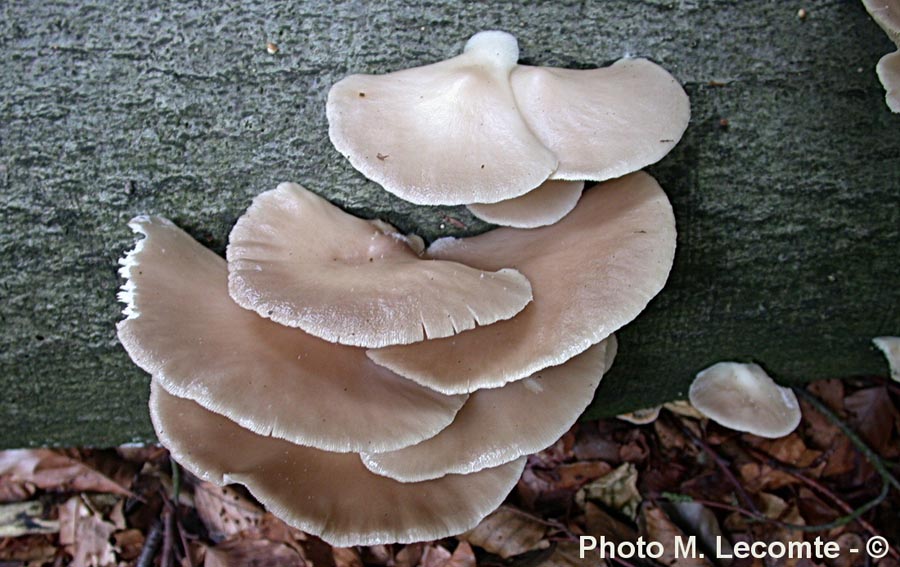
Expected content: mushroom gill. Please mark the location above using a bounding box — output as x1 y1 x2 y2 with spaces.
150 381 525 547
368 172 676 394
117 216 466 453
227 183 533 348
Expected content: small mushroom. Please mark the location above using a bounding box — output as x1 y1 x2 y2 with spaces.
368 172 675 394
150 381 525 547
117 216 466 453
467 180 585 228
873 336 900 381
227 183 533 348
617 405 662 425
327 31 689 205
688 362 801 439
328 31 557 206
877 51 900 112
361 336 616 482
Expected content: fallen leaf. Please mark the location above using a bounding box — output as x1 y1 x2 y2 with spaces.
461 505 549 558
0 500 58 537
663 501 732 562
663 400 705 420
638 503 713 567
538 541 606 567
576 463 641 520
583 501 637 544
828 533 866 567
0 533 59 564
58 496 117 567
205 536 305 567
395 543 424 567
332 546 364 567
420 544 453 567
446 541 476 567
113 528 145 561
192 482 264 542
0 450 132 499
844 387 899 458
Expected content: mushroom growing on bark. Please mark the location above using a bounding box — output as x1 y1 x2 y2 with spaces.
368 172 676 394
227 183 533 348
327 31 689 205
117 216 466 453
150 381 525 546
362 336 616 482
688 362 802 438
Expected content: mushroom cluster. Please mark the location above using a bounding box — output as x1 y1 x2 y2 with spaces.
118 30 689 546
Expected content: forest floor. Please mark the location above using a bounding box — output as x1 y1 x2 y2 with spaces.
0 376 898 567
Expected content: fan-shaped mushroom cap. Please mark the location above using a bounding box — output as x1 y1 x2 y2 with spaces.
117 216 465 453
873 336 900 382
877 51 900 112
362 337 616 482
327 30 557 206
688 362 801 439
150 382 525 547
467 180 584 228
368 172 675 394
227 183 533 348
510 58 690 182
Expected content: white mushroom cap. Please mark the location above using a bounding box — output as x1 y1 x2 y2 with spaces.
617 406 662 425
877 51 900 112
327 30 557 206
688 362 801 439
227 183 533 348
873 336 900 382
117 216 465 453
510 58 690 182
150 381 525 547
368 172 676 394
362 337 616 483
467 180 584 228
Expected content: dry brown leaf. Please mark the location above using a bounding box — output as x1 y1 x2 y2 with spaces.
844 386 899 458
738 462 796 492
576 463 641 520
808 380 845 412
461 505 549 558
638 503 713 567
662 501 732 562
58 496 117 567
746 434 822 468
113 528 145 561
446 542 477 567
395 543 424 567
573 426 621 462
420 544 453 567
332 546 364 567
0 500 58 537
362 545 394 566
0 533 59 564
192 481 264 542
583 502 637 544
827 533 866 567
0 450 132 499
204 536 306 567
539 541 607 567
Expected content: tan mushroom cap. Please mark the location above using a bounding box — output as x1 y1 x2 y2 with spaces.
150 382 525 547
877 51 900 112
227 183 533 348
362 337 616 482
368 172 675 394
873 336 900 382
467 180 584 228
117 216 465 453
688 362 801 439
327 30 557 206
863 0 900 45
510 58 690 182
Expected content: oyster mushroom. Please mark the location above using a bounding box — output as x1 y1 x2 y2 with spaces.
117 216 466 453
227 183 533 348
873 336 900 381
467 180 585 228
863 0 900 111
688 362 801 439
362 336 616 482
368 172 676 394
150 381 525 547
327 31 689 205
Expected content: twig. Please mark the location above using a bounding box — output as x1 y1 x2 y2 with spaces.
136 519 163 567
161 507 174 567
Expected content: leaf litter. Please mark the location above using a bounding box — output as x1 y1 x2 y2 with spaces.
0 377 898 566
